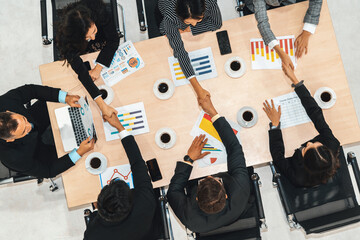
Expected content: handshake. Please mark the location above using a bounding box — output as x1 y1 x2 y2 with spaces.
198 95 218 119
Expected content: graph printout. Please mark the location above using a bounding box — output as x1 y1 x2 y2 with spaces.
102 102 149 141
98 41 145 87
270 92 311 129
250 35 297 70
168 47 217 86
191 111 241 168
99 164 134 189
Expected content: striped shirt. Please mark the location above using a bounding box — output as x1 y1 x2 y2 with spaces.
159 0 222 79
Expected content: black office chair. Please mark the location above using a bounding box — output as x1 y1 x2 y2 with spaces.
184 167 266 240
84 186 172 240
40 0 124 61
270 147 360 234
0 160 59 192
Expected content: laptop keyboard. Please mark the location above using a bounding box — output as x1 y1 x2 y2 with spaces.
68 107 87 146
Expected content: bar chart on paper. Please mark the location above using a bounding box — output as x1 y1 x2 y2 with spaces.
99 164 134 189
102 102 150 141
250 35 297 70
168 47 217 86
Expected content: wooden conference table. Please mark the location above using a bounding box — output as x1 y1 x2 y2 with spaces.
40 0 360 208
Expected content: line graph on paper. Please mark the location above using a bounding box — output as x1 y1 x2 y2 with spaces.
99 164 134 189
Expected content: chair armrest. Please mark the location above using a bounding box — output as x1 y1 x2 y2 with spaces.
13 175 37 183
136 0 146 31
251 173 267 229
110 0 123 38
269 162 293 216
159 187 171 239
40 0 52 45
84 209 92 226
347 152 360 193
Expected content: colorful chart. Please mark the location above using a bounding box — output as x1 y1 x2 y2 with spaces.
99 164 134 189
168 47 218 87
250 35 297 70
191 111 242 168
98 41 145 87
103 102 150 141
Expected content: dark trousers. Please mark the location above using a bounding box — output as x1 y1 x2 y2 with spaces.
243 0 307 16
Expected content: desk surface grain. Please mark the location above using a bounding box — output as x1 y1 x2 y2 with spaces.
39 0 360 208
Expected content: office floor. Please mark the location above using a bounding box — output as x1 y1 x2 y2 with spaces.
0 0 359 239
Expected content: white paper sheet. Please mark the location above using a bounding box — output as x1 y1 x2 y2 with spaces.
98 41 145 87
251 35 297 70
99 164 134 189
102 102 150 141
270 92 311 129
168 47 217 87
190 111 241 168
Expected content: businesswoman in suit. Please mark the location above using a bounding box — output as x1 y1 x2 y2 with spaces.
263 64 340 187
158 0 222 101
56 0 119 117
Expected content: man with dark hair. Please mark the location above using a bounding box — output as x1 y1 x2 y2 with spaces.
0 84 95 178
167 96 250 233
83 113 158 240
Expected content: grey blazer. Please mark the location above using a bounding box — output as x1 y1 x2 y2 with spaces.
244 0 323 45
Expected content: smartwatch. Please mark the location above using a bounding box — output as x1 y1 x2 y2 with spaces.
184 155 194 164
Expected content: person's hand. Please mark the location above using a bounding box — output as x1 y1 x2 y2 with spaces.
280 53 294 71
77 137 95 156
89 64 103 81
65 95 81 108
179 26 191 34
187 134 211 161
198 96 218 118
197 88 211 102
282 63 299 85
103 113 124 131
295 30 311 58
100 104 118 118
263 99 281 127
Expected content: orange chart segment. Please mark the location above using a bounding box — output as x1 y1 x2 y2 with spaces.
250 35 297 70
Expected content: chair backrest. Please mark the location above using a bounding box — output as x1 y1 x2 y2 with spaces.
50 0 120 61
194 167 262 240
0 160 11 180
280 147 358 222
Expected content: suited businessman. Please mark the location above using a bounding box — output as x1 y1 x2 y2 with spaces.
83 113 158 240
167 96 250 233
244 0 323 66
0 84 94 178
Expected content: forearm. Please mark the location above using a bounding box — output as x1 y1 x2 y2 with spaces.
188 77 204 95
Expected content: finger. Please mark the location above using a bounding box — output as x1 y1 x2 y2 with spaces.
200 138 208 148
199 134 206 143
193 136 199 145
84 136 91 143
199 152 211 159
294 38 298 48
72 103 81 108
271 99 275 109
278 105 281 115
290 61 294 70
265 100 271 109
305 46 308 55
262 102 268 111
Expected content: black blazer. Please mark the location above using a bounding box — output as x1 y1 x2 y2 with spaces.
0 85 74 178
269 83 340 187
167 117 250 233
83 135 157 240
67 1 120 99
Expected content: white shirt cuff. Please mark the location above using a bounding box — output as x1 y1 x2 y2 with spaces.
211 114 221 123
182 160 193 166
187 75 196 81
268 39 279 50
119 129 131 140
303 23 317 34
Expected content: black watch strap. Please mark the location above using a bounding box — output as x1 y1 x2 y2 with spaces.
184 155 194 164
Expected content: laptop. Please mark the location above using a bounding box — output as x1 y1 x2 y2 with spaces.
55 97 97 152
